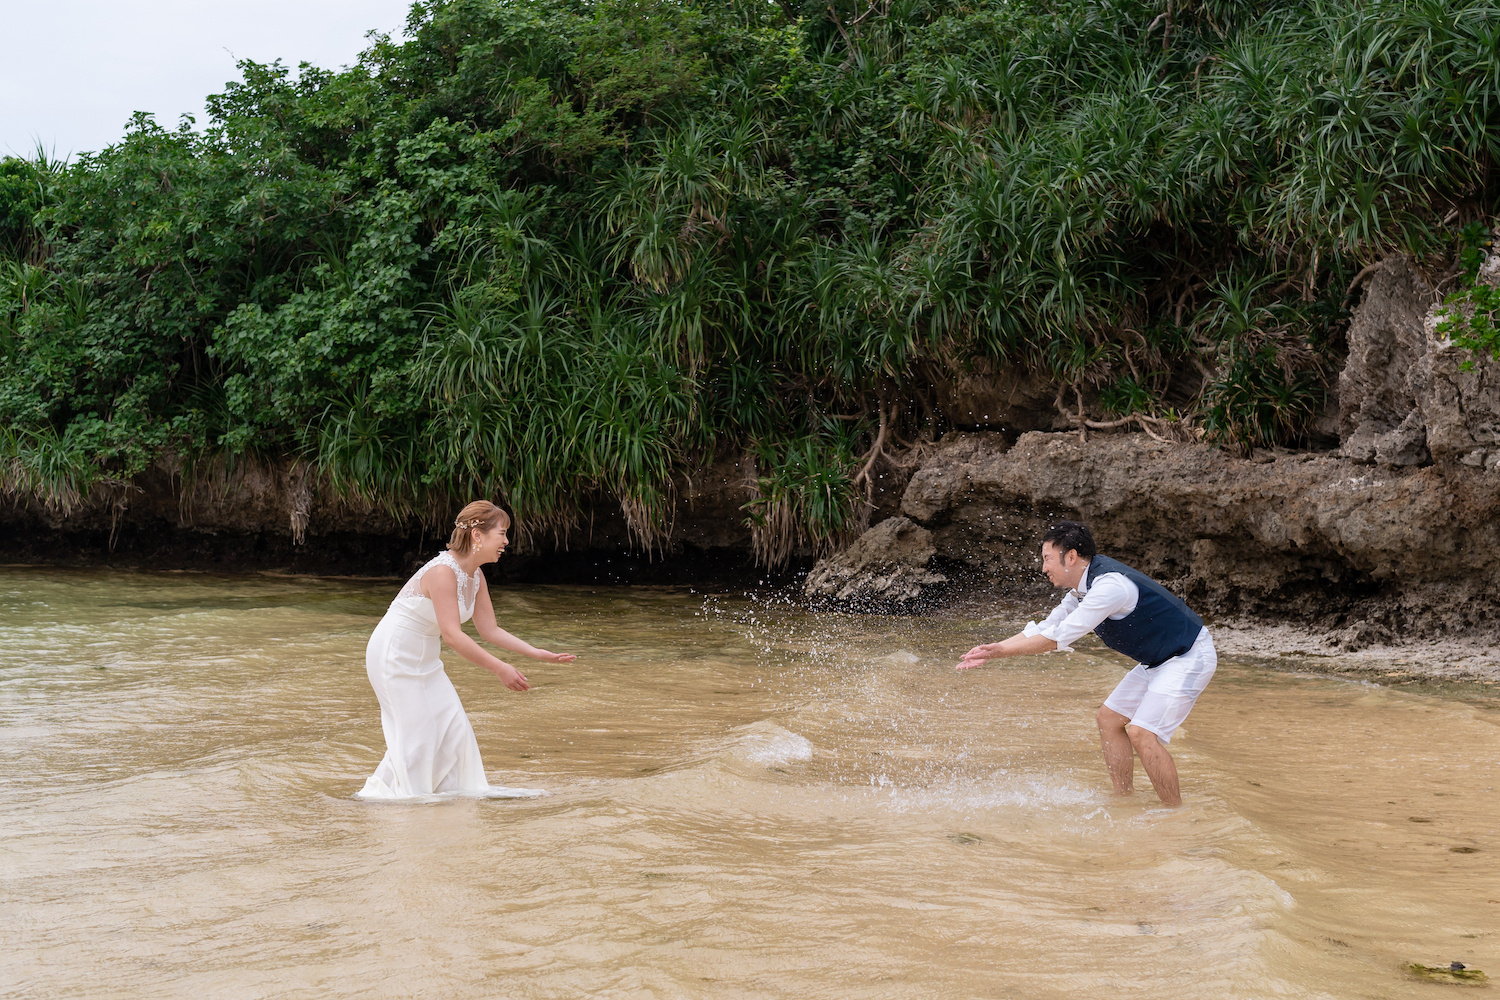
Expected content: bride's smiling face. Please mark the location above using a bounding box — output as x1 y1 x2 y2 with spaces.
472 524 509 562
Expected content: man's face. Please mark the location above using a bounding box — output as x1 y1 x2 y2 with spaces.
1040 541 1083 589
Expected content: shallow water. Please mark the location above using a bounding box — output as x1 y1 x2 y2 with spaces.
1 567 1495 999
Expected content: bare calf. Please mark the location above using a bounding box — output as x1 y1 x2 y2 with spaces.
1096 705 1182 807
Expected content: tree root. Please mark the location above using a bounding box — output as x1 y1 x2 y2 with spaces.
852 401 931 513
1055 387 1183 444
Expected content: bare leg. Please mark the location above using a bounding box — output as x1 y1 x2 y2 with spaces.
1127 724 1181 807
1096 705 1135 795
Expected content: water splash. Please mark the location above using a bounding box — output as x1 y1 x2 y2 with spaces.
724 720 813 766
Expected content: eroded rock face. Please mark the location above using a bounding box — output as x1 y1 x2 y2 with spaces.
803 515 948 606
1339 256 1435 465
928 359 1059 432
890 429 1500 633
807 250 1500 632
0 451 769 576
7 459 405 539
1340 251 1500 469
1421 252 1500 470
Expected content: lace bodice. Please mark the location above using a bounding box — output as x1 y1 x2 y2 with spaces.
395 550 483 622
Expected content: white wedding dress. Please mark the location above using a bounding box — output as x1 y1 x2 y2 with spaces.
357 550 543 800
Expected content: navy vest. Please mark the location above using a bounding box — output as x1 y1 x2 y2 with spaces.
1085 555 1203 667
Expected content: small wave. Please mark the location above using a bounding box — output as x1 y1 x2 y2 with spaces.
881 772 1105 814
725 721 814 767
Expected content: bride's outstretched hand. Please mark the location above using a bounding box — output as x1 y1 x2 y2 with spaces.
536 650 576 663
497 662 530 691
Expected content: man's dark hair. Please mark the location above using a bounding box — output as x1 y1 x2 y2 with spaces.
1042 521 1096 560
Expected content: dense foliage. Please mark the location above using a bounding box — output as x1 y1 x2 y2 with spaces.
1 0 1496 556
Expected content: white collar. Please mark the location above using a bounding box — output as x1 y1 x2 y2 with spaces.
1070 559 1094 598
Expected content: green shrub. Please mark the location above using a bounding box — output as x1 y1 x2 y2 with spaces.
1434 223 1499 369
1201 342 1326 451
745 431 860 567
1099 376 1154 416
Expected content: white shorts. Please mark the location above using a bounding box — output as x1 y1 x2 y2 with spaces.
1102 627 1216 743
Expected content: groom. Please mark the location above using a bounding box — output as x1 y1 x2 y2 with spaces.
958 521 1217 807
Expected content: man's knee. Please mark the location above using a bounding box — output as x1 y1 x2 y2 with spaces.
1126 724 1162 748
1097 705 1129 731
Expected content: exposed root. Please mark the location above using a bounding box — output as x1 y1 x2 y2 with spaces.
1055 390 1186 445
107 481 142 552
851 398 932 522
1345 260 1385 299
851 403 889 499
288 463 313 545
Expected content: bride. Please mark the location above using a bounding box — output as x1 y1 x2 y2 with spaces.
358 500 575 800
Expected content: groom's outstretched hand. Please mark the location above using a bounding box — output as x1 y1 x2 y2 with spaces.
957 644 997 670
957 633 1057 669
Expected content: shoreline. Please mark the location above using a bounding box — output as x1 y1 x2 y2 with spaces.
1208 619 1500 686
924 582 1500 688
3 559 1495 689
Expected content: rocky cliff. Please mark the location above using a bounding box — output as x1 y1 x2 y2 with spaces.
1339 254 1500 469
807 254 1500 643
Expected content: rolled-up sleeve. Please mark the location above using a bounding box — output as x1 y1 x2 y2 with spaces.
1023 592 1077 643
1025 574 1138 651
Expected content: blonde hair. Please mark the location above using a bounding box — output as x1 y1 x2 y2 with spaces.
447 501 511 556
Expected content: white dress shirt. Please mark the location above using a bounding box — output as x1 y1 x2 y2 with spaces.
1022 564 1139 652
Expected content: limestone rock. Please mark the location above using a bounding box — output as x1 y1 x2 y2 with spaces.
803 516 947 606
1420 254 1500 470
1339 256 1434 465
897 428 1500 633
1338 250 1500 470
